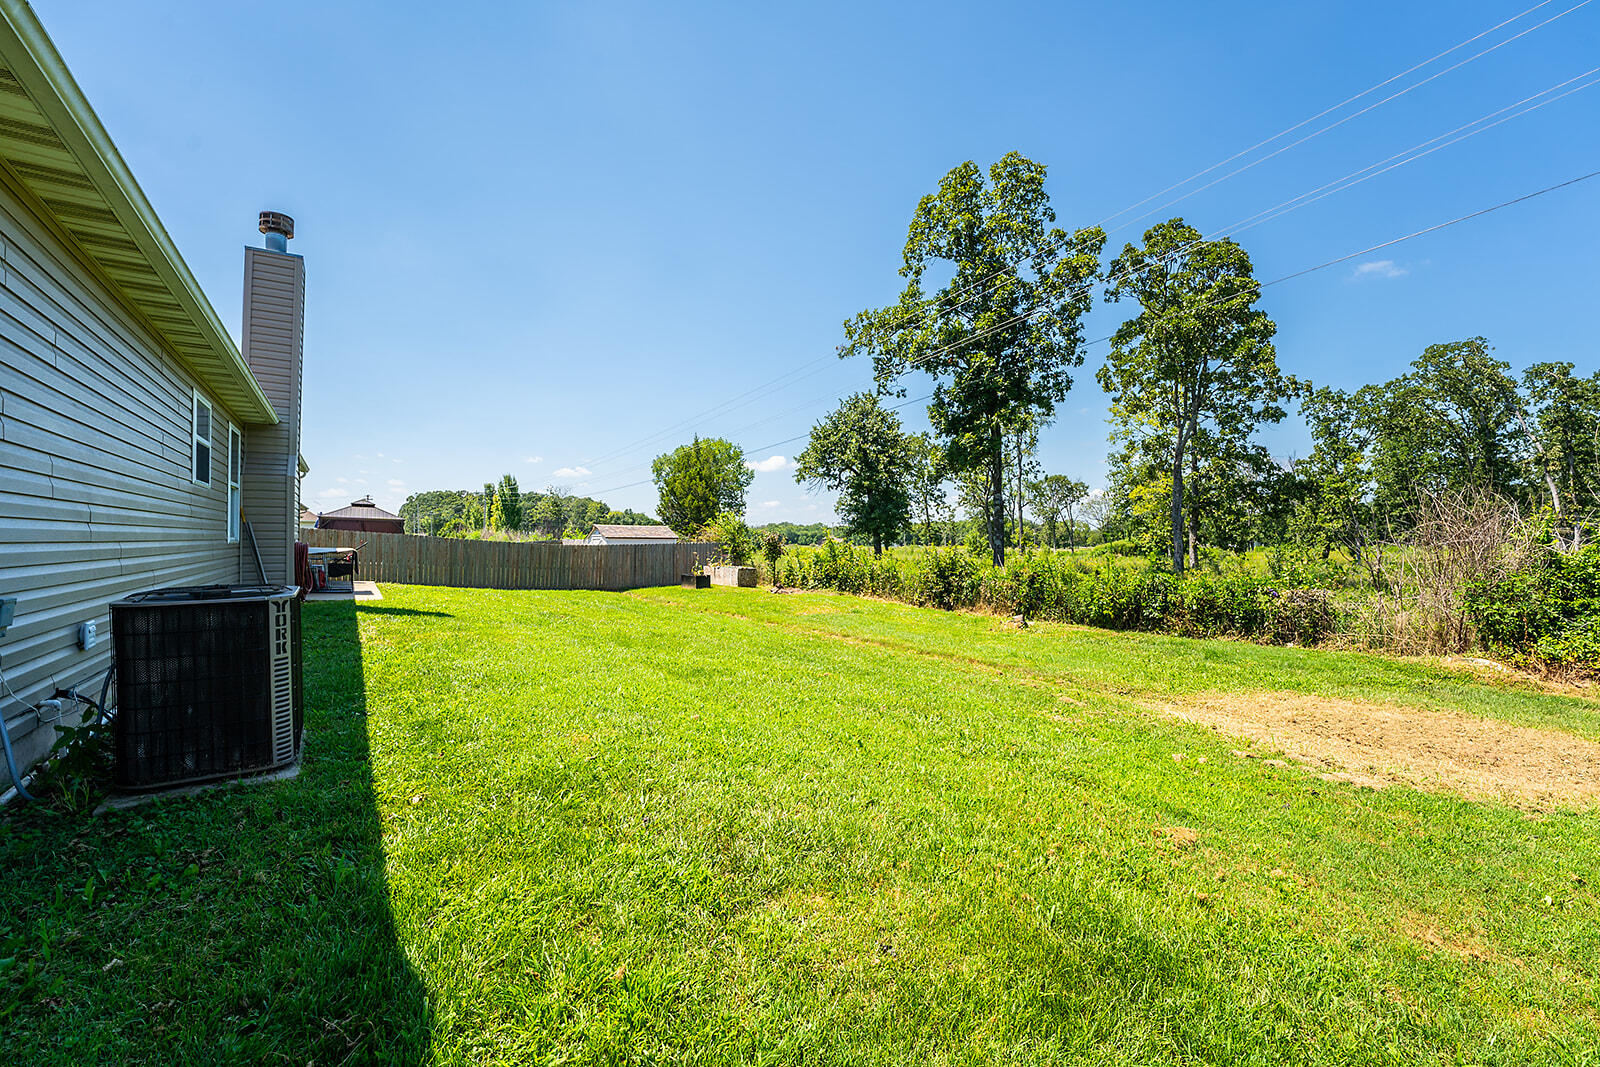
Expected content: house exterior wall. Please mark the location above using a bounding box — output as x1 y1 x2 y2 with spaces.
239 246 303 586
0 176 248 779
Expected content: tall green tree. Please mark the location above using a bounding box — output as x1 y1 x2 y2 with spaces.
1099 218 1287 574
842 151 1104 566
1355 339 1523 535
463 493 485 533
1292 385 1376 560
1029 474 1088 548
1006 418 1044 548
489 474 523 532
1410 338 1522 498
529 486 572 539
905 433 954 545
400 489 476 535
794 393 916 555
652 436 754 537
1520 361 1600 518
1357 378 1435 537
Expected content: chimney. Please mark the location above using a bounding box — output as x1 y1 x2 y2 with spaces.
259 210 294 253
239 211 305 586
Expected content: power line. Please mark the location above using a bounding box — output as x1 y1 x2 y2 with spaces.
1263 167 1600 286
570 2 1581 479
1094 0 1566 230
588 167 1600 501
1111 0 1594 236
869 0 1590 344
1208 67 1600 243
1073 168 1600 355
605 54 1595 485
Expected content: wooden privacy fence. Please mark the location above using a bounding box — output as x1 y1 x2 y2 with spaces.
302 528 716 591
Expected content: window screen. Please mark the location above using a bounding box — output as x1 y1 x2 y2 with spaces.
227 425 242 542
192 391 212 485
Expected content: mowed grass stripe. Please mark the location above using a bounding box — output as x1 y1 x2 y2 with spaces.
639 585 1600 742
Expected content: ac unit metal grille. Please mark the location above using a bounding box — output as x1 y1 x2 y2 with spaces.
111 586 302 790
269 598 294 763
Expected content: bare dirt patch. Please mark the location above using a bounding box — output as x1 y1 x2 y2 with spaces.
1154 826 1200 848
1149 690 1600 809
1399 912 1500 963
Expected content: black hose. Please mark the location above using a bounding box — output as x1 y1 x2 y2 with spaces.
97 662 116 726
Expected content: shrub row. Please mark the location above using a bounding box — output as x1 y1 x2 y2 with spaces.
770 543 1337 645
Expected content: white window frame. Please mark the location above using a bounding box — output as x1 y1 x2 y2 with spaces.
191 389 213 486
227 422 242 543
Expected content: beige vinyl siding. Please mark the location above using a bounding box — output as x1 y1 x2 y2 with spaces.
0 175 245 778
239 246 303 586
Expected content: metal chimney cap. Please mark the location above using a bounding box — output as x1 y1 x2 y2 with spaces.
258 211 294 239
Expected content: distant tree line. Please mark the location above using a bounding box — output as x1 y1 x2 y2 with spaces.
750 522 837 545
399 477 658 538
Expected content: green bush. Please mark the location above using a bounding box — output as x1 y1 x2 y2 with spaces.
700 512 757 566
1467 543 1600 670
908 548 979 610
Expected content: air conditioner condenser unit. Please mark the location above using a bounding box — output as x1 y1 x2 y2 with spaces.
110 584 303 790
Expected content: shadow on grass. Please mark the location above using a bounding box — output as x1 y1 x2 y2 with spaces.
356 605 454 619
0 598 430 1064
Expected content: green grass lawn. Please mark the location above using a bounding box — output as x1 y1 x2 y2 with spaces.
3 585 1599 1064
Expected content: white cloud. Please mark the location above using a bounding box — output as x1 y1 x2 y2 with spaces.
523 455 543 465
552 465 590 478
336 476 349 484
746 455 789 473
387 478 405 488
757 500 780 508
1353 259 1407 279
315 487 343 500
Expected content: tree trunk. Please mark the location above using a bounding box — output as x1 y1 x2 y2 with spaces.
1170 454 1186 576
989 426 1007 567
1186 452 1200 571
1065 507 1074 550
1513 405 1561 517
1015 431 1026 550
872 532 883 556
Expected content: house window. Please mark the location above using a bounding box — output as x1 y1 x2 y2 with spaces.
191 390 212 485
227 424 242 543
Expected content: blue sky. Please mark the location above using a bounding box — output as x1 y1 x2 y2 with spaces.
34 1 1600 521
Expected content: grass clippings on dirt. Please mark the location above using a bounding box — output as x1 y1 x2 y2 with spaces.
1154 690 1600 809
